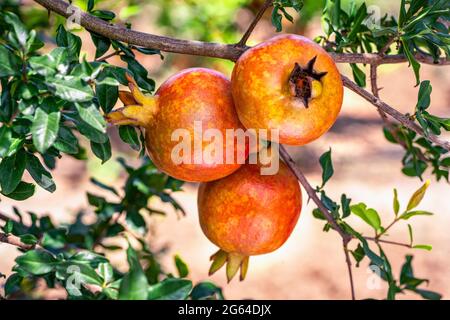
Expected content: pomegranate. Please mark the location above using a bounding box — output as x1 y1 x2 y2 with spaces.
231 34 343 145
106 68 248 182
198 161 302 282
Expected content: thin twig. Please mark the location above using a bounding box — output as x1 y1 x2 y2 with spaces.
343 242 356 300
95 50 121 62
378 36 397 56
341 74 450 151
0 233 36 250
237 0 273 47
364 236 412 248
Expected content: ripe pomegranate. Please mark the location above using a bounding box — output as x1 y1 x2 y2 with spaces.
198 161 302 282
106 68 248 182
231 34 343 146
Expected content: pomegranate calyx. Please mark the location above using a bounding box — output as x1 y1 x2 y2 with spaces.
288 56 327 108
105 74 159 127
208 249 250 282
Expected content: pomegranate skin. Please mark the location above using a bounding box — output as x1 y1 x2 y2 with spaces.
231 34 343 146
107 68 248 182
198 161 302 256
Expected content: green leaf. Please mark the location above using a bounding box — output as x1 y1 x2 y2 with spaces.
4 12 28 47
351 243 365 267
350 203 382 231
319 148 333 187
54 126 79 154
91 33 111 59
87 0 95 12
91 139 111 164
350 64 366 87
400 210 433 220
56 262 104 286
0 149 26 195
15 250 57 275
174 255 189 278
414 288 441 300
6 182 35 200
416 80 432 111
0 126 13 157
413 244 432 251
191 282 224 300
4 273 22 296
50 77 94 102
0 45 21 77
98 263 114 284
408 224 413 245
148 278 192 300
91 10 116 21
73 114 108 144
4 219 13 234
406 180 430 211
31 107 61 154
19 234 38 245
118 244 149 300
402 40 421 86
340 194 351 218
55 25 81 61
271 6 283 32
26 153 56 192
75 102 106 132
393 188 400 216
119 125 140 151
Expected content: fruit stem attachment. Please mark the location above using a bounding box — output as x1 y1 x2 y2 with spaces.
288 56 327 108
209 249 249 282
105 73 159 127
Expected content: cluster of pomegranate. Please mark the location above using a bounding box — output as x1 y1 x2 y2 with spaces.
106 34 343 282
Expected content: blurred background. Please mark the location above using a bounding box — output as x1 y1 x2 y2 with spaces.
1 0 449 299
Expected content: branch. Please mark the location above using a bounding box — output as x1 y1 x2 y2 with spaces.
237 0 273 47
343 243 356 300
34 0 247 61
341 74 450 151
364 236 412 249
33 0 450 66
330 52 450 66
279 146 351 243
0 233 36 250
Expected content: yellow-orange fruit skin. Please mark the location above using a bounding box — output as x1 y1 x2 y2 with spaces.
231 34 343 145
146 68 247 182
198 162 302 256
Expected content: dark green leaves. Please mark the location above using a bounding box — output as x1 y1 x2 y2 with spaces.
0 149 26 195
0 45 21 77
15 250 57 275
416 80 432 111
26 153 56 192
319 149 334 187
174 255 189 278
350 64 366 87
75 102 106 133
119 126 140 151
91 139 112 163
50 77 94 102
118 244 149 300
7 182 35 200
271 0 304 32
148 278 192 300
31 107 61 154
